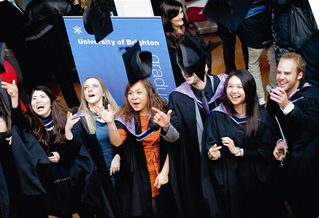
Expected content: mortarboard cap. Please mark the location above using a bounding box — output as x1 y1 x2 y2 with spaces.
83 0 113 43
0 42 5 72
122 42 152 85
176 37 207 81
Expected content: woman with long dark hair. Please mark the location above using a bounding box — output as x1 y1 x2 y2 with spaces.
202 69 276 218
160 0 214 86
2 81 80 218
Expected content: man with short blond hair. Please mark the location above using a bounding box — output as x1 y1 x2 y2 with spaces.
267 52 319 218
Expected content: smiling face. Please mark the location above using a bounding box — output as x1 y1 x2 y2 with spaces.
31 90 52 118
170 7 184 29
83 78 104 109
226 75 246 110
127 81 148 114
276 58 303 97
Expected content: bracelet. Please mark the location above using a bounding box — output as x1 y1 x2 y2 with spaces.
235 147 244 157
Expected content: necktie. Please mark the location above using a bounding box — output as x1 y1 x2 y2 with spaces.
201 90 210 116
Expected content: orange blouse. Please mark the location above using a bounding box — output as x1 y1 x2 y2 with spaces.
118 114 161 197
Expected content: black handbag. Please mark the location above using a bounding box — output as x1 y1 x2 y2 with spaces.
289 1 318 49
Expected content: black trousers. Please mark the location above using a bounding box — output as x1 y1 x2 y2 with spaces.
218 23 248 73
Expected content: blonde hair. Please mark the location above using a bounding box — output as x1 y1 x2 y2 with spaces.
281 52 306 76
79 76 119 134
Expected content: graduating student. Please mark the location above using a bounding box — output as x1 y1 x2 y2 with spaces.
203 69 276 218
167 38 227 218
110 43 180 218
1 82 80 218
65 76 124 218
268 52 319 218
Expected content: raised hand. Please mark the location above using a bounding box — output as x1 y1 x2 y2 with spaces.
269 87 289 109
94 104 115 124
65 111 80 140
152 107 172 130
65 111 80 132
1 80 19 108
1 80 18 98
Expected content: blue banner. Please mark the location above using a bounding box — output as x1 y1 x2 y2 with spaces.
63 16 175 106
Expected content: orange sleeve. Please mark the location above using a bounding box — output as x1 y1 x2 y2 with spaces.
117 128 127 142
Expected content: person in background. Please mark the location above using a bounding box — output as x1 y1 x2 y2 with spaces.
160 0 220 86
237 0 277 106
300 30 319 88
271 0 317 62
203 69 276 218
23 0 83 108
217 23 248 74
267 52 319 218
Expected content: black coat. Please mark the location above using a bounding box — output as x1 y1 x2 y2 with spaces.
71 117 123 218
202 105 276 218
237 0 273 48
267 82 319 218
115 116 176 218
167 74 226 218
300 31 319 88
0 125 51 218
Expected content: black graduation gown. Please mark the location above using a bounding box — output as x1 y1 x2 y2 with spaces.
9 105 53 218
0 161 9 218
2 125 51 218
115 115 176 218
71 117 123 218
46 131 81 218
167 74 226 218
0 137 14 218
0 89 50 218
267 82 319 218
202 104 275 218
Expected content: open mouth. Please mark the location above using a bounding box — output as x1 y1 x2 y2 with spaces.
36 105 45 110
88 93 95 98
230 96 240 101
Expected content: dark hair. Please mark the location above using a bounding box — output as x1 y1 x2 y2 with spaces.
26 86 68 146
221 69 260 137
118 79 167 122
160 1 199 47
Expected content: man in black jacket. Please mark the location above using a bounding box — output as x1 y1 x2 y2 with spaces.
267 52 319 218
167 36 227 218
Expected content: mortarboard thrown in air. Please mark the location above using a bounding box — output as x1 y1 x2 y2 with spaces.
0 42 5 72
176 36 207 81
83 0 113 43
122 42 152 85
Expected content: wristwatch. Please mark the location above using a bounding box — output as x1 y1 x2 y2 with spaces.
235 147 244 157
